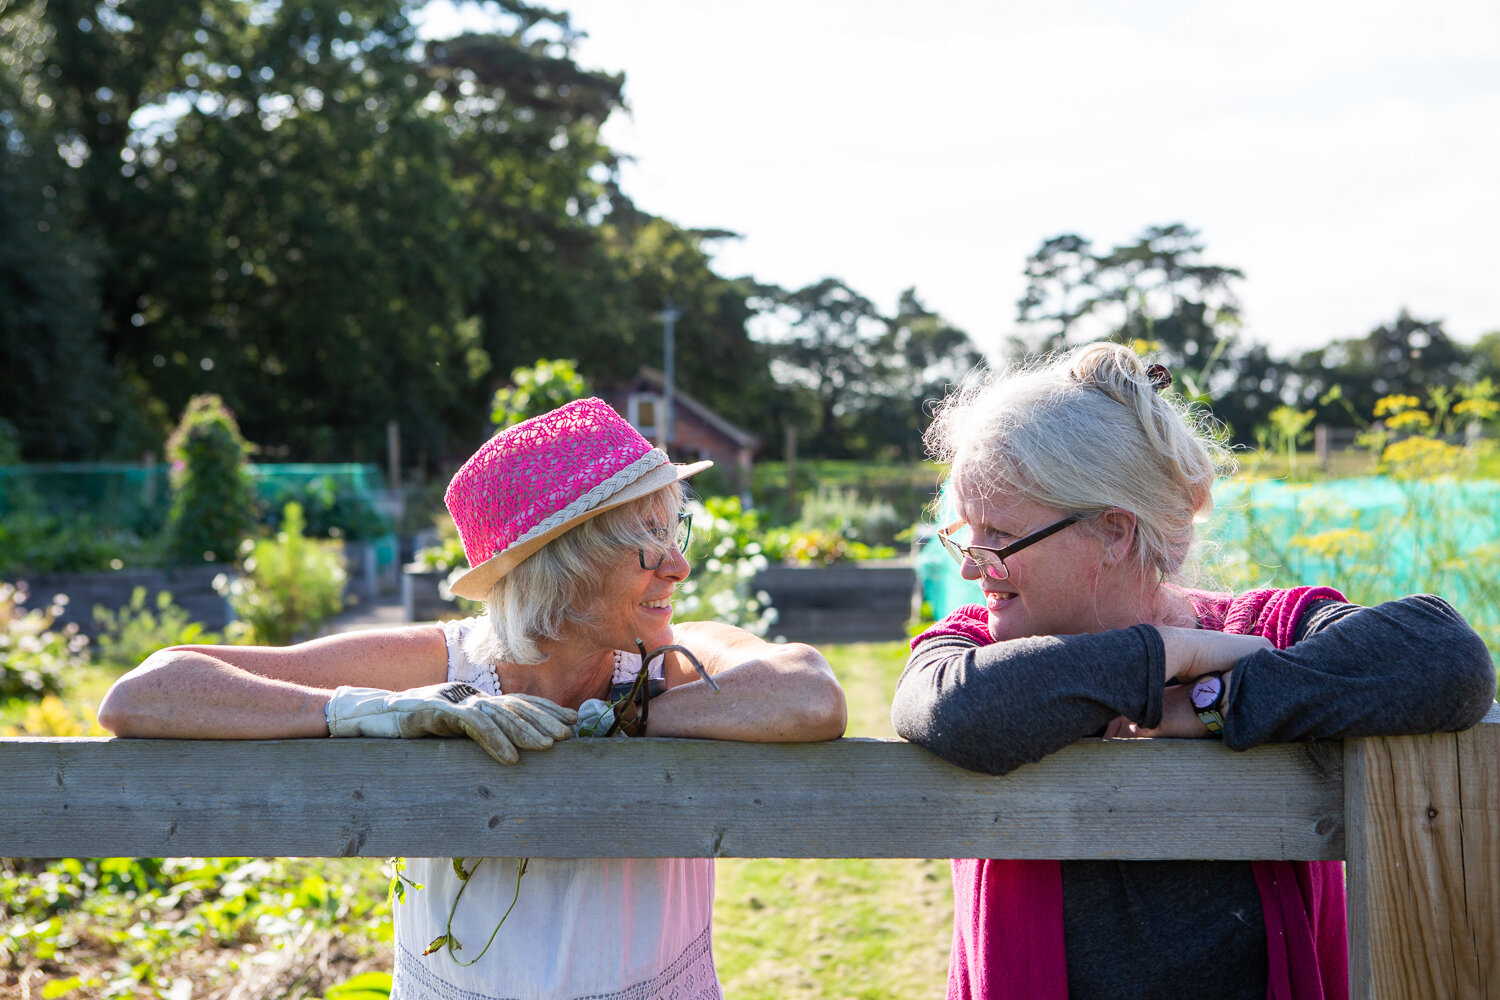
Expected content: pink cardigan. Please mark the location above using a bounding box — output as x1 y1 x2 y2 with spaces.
921 587 1349 1000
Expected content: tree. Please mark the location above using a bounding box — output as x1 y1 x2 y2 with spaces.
593 214 774 437
164 394 259 565
0 2 810 468
1015 233 1098 351
1472 330 1500 384
1293 310 1473 427
0 1 158 459
1010 224 1287 442
752 278 891 458
864 288 984 459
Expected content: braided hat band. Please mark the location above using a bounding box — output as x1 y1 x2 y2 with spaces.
444 398 712 600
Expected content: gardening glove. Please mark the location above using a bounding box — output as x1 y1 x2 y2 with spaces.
325 682 577 765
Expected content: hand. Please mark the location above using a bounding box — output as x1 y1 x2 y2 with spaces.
326 682 577 765
1158 627 1271 683
1108 683 1214 740
574 698 619 738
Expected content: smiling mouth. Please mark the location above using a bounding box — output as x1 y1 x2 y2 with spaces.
642 598 672 610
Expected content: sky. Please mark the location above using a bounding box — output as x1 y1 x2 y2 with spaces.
421 0 1500 362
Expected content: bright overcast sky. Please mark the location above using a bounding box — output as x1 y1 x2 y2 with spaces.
422 0 1500 361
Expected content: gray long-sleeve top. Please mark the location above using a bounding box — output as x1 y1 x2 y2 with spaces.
891 594 1497 1000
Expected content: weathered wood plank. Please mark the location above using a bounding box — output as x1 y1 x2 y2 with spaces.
1345 704 1500 1000
0 735 1343 860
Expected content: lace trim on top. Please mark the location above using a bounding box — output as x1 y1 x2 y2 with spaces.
441 619 668 695
390 923 721 1000
442 618 500 695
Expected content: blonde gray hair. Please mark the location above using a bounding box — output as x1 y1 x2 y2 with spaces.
926 341 1231 581
464 483 683 666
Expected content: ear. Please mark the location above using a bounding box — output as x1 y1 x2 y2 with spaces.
1095 509 1137 565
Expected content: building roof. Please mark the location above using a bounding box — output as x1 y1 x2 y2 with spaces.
617 368 760 450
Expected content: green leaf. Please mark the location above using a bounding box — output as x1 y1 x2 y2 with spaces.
323 971 393 999
42 978 81 1000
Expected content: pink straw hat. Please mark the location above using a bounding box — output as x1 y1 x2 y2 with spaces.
444 398 712 600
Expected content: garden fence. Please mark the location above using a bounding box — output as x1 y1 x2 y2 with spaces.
3 705 1496 999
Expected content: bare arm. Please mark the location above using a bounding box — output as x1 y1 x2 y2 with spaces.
640 620 847 742
97 626 449 739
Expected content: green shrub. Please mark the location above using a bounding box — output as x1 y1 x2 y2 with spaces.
216 502 345 645
676 496 776 634
412 531 467 573
91 586 238 672
410 526 486 617
795 486 904 547
258 474 393 541
754 486 902 565
0 507 162 574
0 581 88 700
490 358 588 430
165 394 260 565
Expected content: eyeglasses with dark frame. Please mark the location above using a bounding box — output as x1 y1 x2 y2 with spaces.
638 511 693 571
936 515 1079 581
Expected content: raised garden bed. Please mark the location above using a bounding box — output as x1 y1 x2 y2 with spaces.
752 560 917 643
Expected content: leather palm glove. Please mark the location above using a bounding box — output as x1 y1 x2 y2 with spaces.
325 682 577 765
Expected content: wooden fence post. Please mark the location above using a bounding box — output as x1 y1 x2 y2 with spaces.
1345 704 1500 999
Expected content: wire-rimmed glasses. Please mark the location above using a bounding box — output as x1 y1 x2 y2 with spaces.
638 511 693 571
936 515 1078 580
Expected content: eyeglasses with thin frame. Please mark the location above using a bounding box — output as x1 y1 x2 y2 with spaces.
638 511 693 571
936 515 1078 580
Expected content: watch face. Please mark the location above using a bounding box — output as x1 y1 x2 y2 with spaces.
1190 675 1222 710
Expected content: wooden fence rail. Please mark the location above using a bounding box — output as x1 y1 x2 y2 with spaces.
3 704 1497 999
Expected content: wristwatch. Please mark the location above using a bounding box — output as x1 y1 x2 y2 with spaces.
1189 672 1227 736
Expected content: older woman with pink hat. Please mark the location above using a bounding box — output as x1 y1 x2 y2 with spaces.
100 398 847 1000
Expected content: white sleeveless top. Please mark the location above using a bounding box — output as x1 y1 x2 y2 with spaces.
390 618 721 1000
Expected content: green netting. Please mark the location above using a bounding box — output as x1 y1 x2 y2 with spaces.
1206 477 1500 621
915 477 1500 658
0 463 173 533
0 463 393 539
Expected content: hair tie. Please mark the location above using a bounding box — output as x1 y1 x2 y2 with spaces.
1146 364 1172 393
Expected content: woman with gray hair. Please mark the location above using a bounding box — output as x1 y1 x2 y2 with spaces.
892 341 1495 1000
101 397 846 1000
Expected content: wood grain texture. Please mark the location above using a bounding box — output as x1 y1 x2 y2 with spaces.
1345 703 1499 1000
0 734 1343 859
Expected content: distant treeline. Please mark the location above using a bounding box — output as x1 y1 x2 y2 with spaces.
2 4 1495 470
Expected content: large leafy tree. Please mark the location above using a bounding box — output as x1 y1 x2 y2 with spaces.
0 0 772 469
0 1 141 458
750 279 984 459
1014 232 1098 351
1292 310 1474 427
596 214 774 436
1011 223 1287 442
859 288 984 459
751 278 891 458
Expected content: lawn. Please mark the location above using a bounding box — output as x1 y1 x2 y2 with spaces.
1 639 950 999
713 642 951 1000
